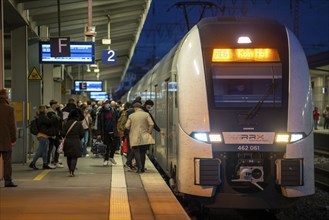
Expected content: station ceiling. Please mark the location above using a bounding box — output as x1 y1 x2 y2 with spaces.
3 0 152 92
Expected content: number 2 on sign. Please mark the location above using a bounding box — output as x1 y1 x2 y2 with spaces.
107 50 115 62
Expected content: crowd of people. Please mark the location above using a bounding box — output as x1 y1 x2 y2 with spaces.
26 95 163 178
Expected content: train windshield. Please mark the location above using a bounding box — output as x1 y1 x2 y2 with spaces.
211 63 282 108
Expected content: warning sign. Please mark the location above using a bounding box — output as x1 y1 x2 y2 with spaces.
28 67 42 80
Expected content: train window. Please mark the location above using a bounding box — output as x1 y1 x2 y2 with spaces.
211 63 282 108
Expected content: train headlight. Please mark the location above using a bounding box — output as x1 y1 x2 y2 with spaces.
275 133 305 143
209 134 222 142
191 132 223 143
192 132 208 142
275 134 290 143
290 133 304 142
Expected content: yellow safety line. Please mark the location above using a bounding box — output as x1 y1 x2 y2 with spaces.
33 170 51 181
109 154 131 220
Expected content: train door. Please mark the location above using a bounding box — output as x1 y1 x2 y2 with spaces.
165 79 174 172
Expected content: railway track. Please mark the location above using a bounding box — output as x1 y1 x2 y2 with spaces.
315 167 329 191
314 146 329 191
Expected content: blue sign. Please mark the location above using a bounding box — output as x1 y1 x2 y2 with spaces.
102 49 117 64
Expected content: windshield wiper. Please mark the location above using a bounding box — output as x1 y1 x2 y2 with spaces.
246 83 275 119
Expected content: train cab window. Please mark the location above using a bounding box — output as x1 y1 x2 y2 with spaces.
211 63 282 108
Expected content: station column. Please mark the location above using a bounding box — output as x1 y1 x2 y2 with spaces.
11 26 29 163
0 0 4 88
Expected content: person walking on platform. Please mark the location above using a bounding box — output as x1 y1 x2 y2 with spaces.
80 104 92 157
125 102 155 173
0 89 17 187
97 100 118 166
323 105 329 129
47 100 64 168
29 105 57 170
62 109 84 177
313 106 320 130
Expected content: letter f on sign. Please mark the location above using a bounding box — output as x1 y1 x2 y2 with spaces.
50 37 71 57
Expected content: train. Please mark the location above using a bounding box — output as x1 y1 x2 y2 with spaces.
123 16 314 209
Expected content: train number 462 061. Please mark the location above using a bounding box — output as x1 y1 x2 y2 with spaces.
237 145 260 151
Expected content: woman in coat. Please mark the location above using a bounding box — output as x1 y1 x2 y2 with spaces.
62 109 84 177
125 102 154 173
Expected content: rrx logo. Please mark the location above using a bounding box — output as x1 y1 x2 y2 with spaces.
240 134 264 140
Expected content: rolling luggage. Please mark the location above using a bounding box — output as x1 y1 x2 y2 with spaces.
91 139 106 156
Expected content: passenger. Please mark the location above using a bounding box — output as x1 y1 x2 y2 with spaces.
62 98 84 121
323 105 329 129
125 101 155 174
117 102 132 157
0 89 17 187
313 107 320 130
124 99 141 170
142 99 165 136
62 109 84 177
97 100 118 166
110 100 121 153
29 105 56 170
80 104 92 157
47 100 64 168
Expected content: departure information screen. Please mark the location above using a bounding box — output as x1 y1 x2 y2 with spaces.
74 80 103 92
39 41 95 64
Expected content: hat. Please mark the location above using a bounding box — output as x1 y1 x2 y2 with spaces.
0 89 8 99
132 99 142 105
132 102 142 108
144 99 154 106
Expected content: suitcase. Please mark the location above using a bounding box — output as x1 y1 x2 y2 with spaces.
91 140 107 156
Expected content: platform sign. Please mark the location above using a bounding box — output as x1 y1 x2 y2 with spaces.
102 49 117 64
50 37 71 57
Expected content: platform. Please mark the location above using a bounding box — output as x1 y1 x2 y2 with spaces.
0 153 190 220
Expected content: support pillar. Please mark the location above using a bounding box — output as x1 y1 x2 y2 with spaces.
0 0 4 88
11 26 29 163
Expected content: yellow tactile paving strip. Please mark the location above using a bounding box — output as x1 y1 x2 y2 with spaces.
33 170 51 181
109 154 131 220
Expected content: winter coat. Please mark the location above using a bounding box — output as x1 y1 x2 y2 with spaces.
125 108 155 147
63 119 84 158
47 110 62 136
36 113 55 137
62 103 84 121
97 106 118 138
0 100 17 151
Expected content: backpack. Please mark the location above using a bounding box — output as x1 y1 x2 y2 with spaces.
117 110 128 132
30 119 39 135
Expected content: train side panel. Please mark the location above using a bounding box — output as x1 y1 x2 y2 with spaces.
283 28 314 197
176 25 214 197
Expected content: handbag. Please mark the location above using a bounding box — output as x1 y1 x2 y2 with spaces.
57 121 78 153
121 138 128 154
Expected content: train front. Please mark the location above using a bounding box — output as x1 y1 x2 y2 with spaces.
176 17 314 209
